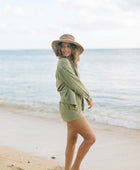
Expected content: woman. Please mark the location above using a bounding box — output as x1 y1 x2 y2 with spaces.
52 34 96 170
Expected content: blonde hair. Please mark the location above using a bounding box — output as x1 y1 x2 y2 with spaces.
56 42 80 68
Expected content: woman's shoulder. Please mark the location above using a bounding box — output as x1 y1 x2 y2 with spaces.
58 57 71 68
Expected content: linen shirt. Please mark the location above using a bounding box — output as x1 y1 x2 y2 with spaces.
56 56 93 111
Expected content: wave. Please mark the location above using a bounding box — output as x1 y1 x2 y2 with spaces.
86 111 140 130
0 100 140 130
0 100 59 114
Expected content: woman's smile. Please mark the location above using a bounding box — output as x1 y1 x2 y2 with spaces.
61 42 72 57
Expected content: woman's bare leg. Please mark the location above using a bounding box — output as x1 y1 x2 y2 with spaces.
69 116 96 170
65 123 78 170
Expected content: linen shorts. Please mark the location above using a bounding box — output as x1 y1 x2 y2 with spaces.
59 102 84 122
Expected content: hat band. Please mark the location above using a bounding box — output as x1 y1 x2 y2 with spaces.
60 38 75 41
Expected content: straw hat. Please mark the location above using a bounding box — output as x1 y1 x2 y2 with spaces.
51 34 84 56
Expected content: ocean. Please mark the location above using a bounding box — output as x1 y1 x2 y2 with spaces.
0 49 140 129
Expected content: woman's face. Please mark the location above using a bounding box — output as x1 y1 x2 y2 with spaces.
60 42 72 57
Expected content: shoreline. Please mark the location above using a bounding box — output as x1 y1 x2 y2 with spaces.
0 107 140 170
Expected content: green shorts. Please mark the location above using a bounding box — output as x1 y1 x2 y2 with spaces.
59 102 84 122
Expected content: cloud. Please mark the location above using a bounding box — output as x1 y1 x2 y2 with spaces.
57 0 103 17
56 0 140 30
0 22 62 37
57 0 140 12
4 3 25 16
117 0 140 11
0 23 7 29
0 23 40 36
58 0 102 10
0 0 140 49
38 12 46 17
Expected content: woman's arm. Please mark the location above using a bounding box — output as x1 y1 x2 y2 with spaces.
57 58 93 103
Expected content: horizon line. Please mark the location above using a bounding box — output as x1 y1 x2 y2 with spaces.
0 47 140 51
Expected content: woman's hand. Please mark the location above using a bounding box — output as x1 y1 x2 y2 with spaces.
88 101 94 109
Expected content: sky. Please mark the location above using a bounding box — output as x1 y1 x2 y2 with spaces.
0 0 140 49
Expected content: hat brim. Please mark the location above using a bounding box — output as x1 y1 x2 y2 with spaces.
51 40 84 56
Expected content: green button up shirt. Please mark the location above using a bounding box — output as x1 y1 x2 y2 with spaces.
56 56 93 111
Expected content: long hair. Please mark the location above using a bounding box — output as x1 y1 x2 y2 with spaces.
56 42 80 68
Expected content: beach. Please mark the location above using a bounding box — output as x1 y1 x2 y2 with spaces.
0 107 140 170
0 48 140 169
0 146 63 170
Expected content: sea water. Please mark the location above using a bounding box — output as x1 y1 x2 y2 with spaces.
0 49 140 129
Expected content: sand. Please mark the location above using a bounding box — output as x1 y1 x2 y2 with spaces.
0 107 140 170
0 146 64 170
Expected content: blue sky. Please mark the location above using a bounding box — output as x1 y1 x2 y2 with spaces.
0 0 140 49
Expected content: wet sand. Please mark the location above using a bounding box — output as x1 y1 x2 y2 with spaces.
0 107 140 170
